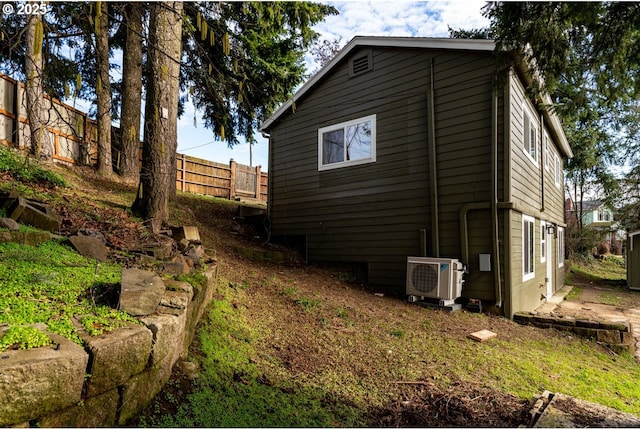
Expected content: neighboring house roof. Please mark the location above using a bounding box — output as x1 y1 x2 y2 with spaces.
568 199 608 212
261 35 572 159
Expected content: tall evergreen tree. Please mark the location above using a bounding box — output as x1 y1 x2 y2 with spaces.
131 1 183 232
95 1 113 176
24 8 53 159
181 2 337 145
480 2 640 248
118 2 144 182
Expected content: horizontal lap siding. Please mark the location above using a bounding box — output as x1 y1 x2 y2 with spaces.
270 47 498 293
432 52 498 301
509 77 541 211
433 53 494 270
507 73 567 314
271 47 430 291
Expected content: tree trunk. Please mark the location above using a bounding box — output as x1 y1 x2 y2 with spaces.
132 1 183 233
95 0 113 176
25 10 52 159
119 3 144 182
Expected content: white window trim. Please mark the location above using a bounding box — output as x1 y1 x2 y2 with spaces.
554 152 562 188
522 104 539 166
318 114 377 171
544 132 551 172
558 226 565 268
523 215 535 282
540 221 547 263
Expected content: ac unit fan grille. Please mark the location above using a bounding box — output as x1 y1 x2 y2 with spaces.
410 263 439 294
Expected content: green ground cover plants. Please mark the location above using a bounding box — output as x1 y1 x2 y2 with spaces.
0 239 135 348
572 256 626 283
0 146 68 188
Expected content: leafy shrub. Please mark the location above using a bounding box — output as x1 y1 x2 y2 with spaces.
0 146 68 188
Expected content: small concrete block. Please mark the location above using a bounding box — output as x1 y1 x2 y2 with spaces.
534 315 554 324
81 324 153 397
171 226 201 243
621 331 634 345
164 279 194 297
576 319 600 329
532 322 553 329
513 312 533 325
139 242 173 260
0 217 20 230
69 235 108 261
549 317 576 327
158 290 191 316
597 329 622 345
9 197 61 232
573 327 598 339
140 313 185 368
162 255 190 275
119 268 166 316
0 331 89 426
599 321 630 332
0 231 52 246
467 329 497 342
37 388 119 428
118 366 172 425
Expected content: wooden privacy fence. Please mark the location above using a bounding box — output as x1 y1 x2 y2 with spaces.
0 73 98 164
0 73 268 202
176 155 268 202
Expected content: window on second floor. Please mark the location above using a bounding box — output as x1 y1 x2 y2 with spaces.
318 115 377 171
523 108 538 165
554 152 562 187
597 208 611 222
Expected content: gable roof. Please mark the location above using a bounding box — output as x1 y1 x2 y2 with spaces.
261 35 572 159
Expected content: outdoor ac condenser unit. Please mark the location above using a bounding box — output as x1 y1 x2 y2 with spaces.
406 257 464 305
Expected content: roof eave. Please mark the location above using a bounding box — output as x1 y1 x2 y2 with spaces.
261 36 495 132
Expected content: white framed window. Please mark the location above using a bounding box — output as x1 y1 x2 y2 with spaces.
597 208 611 222
318 114 376 171
523 215 535 281
523 106 538 165
544 132 551 171
554 152 562 187
557 226 565 267
540 221 547 263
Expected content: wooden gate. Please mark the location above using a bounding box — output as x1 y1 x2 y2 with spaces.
235 162 257 197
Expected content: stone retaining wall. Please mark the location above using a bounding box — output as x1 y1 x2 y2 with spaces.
514 312 634 354
0 264 217 427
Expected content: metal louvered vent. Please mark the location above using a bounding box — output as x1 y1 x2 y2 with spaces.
352 55 370 74
349 50 372 77
410 263 439 294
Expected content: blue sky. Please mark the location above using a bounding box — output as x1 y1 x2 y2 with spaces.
177 1 490 170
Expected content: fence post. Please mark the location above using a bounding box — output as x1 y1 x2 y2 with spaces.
254 165 261 200
179 153 186 192
229 159 236 200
